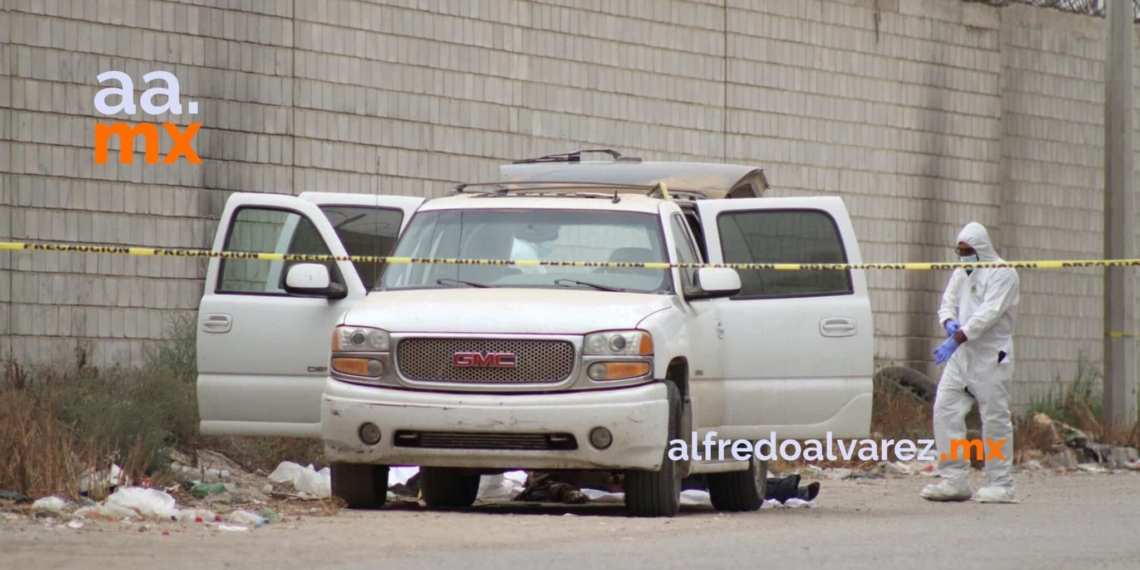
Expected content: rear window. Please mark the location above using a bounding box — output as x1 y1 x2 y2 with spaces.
717 209 852 299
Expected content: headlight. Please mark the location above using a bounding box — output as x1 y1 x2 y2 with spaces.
583 330 653 356
333 326 390 352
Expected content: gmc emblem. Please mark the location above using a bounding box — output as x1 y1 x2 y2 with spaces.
453 352 517 368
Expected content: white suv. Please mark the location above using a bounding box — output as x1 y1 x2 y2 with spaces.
196 151 873 517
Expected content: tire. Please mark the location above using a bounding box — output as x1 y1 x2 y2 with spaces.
331 463 389 509
875 366 936 403
707 455 767 512
624 380 683 518
419 467 481 508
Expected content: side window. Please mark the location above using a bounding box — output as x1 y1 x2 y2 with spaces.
717 209 852 299
320 206 404 290
670 215 701 293
218 207 339 294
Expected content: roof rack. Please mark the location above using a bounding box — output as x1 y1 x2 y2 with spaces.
449 180 672 201
512 149 639 164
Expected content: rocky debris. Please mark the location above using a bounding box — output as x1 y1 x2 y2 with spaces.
0 490 32 504
1030 412 1139 472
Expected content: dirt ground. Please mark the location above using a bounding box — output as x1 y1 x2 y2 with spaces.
2 470 1138 570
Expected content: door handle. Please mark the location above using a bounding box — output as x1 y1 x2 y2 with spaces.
202 314 232 334
820 317 856 337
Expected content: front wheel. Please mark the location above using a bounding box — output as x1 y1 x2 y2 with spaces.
419 467 481 508
707 455 767 512
624 381 683 517
331 463 390 509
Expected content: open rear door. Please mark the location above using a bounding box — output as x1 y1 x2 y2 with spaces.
696 197 873 440
197 193 422 437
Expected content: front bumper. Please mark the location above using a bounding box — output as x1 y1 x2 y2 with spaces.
320 379 669 470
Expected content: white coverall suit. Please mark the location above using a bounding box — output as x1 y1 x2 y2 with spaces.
931 222 1019 498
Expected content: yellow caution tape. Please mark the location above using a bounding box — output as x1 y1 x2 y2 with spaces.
1 241 1139 270
1107 332 1138 339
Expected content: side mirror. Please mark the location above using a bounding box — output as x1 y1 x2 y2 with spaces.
686 267 741 301
284 263 347 299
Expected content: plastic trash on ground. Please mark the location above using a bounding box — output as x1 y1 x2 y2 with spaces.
226 510 266 528
476 470 528 500
106 487 178 519
73 503 141 521
218 524 249 532
680 490 712 507
762 497 815 509
579 488 625 504
174 508 219 523
268 462 332 498
388 466 420 487
79 464 129 495
171 463 230 483
1077 463 1109 474
190 482 228 499
31 496 67 515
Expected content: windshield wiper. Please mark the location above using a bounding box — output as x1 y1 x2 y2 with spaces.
554 278 624 292
436 278 490 288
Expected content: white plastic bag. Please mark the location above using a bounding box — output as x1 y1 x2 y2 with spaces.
106 487 177 519
579 488 625 504
388 466 420 487
226 510 266 528
74 503 141 521
680 490 712 507
476 470 528 500
31 496 67 515
268 461 331 498
79 464 129 494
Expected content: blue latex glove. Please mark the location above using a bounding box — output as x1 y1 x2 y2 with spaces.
934 337 960 365
944 319 961 338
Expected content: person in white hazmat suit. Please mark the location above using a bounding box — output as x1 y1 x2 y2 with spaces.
920 222 1020 504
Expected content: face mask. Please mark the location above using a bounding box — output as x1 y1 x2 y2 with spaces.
960 254 979 263
538 241 555 257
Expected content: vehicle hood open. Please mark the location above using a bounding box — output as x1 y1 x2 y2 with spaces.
346 288 674 335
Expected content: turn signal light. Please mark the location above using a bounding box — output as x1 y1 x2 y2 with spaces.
332 357 383 377
587 361 651 381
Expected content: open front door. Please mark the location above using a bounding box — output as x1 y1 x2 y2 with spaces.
197 193 422 437
696 197 873 440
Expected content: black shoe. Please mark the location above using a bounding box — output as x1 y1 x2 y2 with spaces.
765 474 801 503
797 481 820 502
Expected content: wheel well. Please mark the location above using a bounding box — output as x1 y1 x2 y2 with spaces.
666 358 689 400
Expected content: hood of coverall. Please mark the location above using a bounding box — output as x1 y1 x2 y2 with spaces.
956 222 1002 262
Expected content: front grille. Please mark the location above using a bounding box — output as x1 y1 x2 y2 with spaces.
396 338 575 384
393 430 578 451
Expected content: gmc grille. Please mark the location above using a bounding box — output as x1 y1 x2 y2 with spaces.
396 338 575 384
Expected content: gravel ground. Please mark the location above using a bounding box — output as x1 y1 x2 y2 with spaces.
2 470 1137 570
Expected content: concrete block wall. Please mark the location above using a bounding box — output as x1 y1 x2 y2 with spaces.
0 0 1136 408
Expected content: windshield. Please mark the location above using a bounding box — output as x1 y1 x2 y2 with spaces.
379 209 671 293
